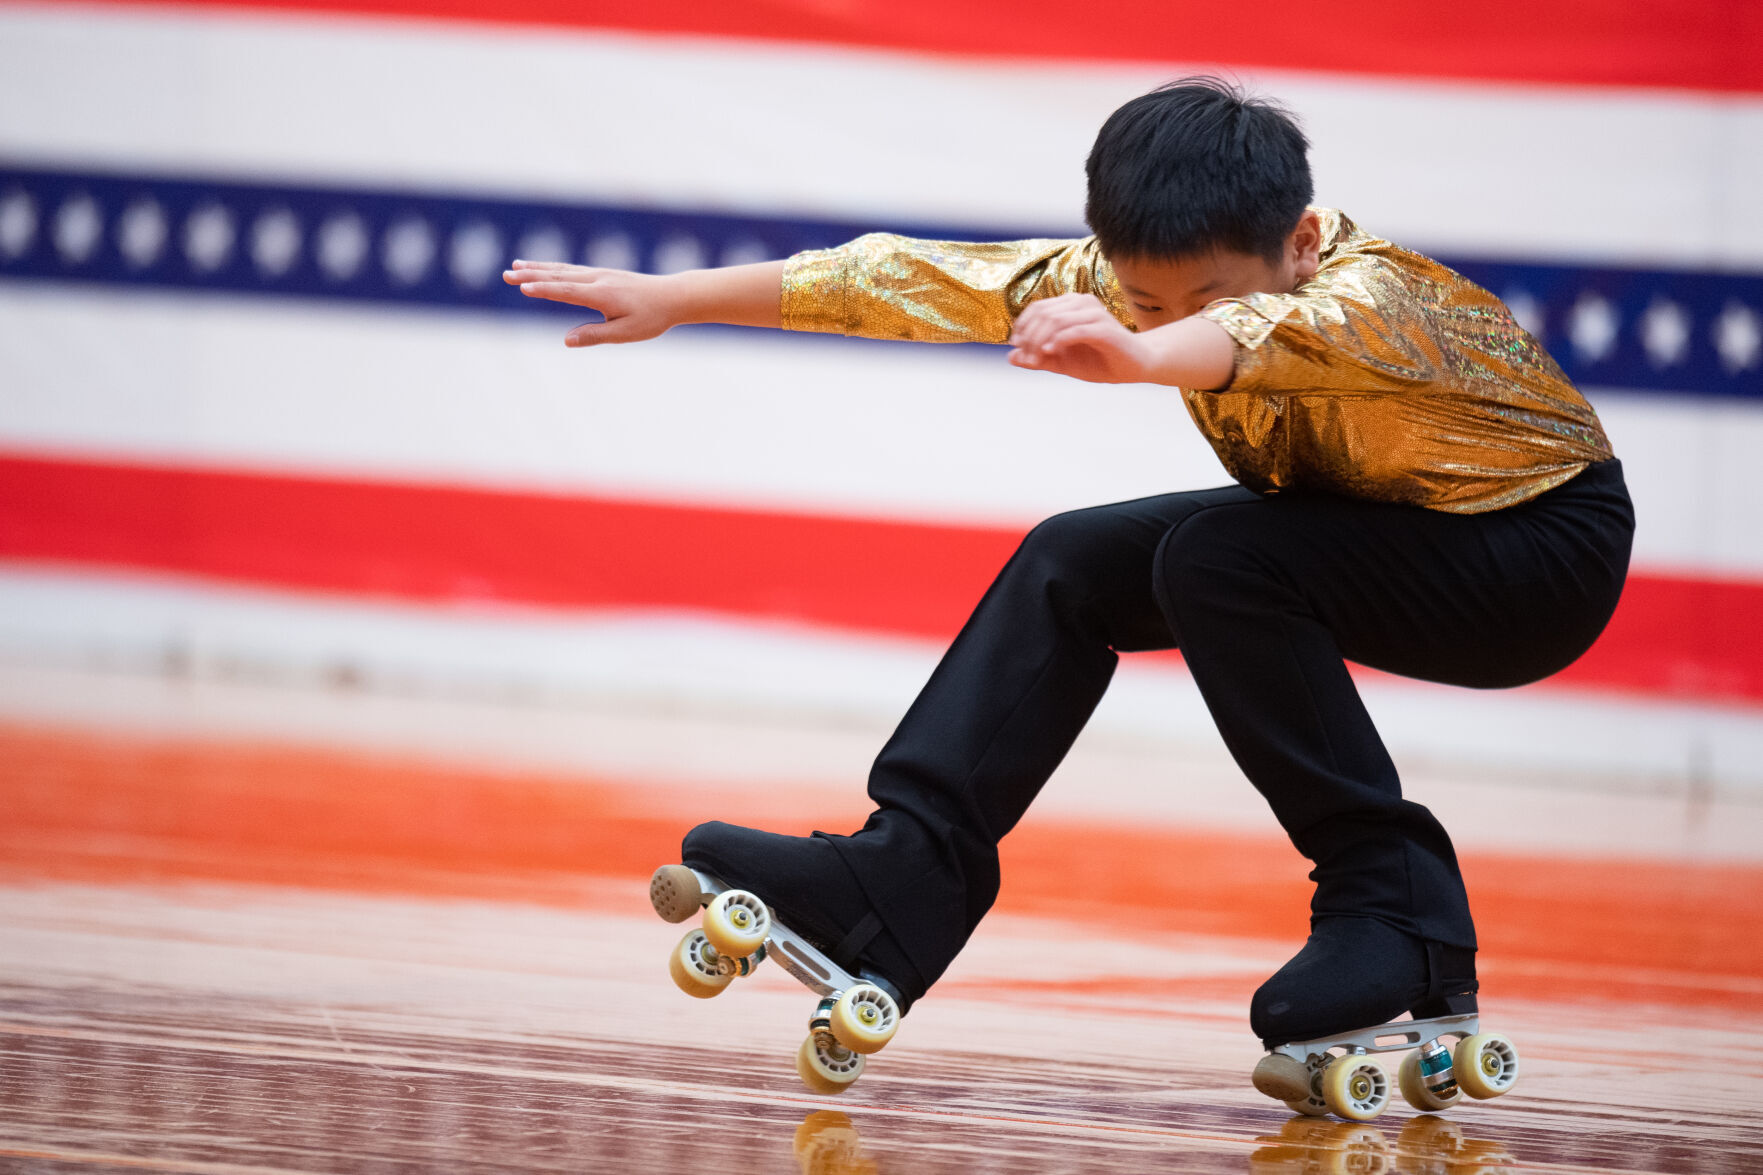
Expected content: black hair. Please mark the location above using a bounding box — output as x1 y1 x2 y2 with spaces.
1084 76 1313 265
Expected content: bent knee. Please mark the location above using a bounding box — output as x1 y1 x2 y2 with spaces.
1153 506 1263 587
1011 506 1140 582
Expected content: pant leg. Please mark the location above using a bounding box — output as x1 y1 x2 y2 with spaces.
824 487 1254 989
829 461 1633 987
1153 460 1634 948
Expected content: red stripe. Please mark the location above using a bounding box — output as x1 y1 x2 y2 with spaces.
1 452 1759 705
67 0 1763 94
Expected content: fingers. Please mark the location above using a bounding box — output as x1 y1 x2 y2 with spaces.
564 317 655 348
564 323 606 348
511 280 611 310
1009 295 1117 361
1011 295 1110 342
503 263 598 286
1007 323 1110 369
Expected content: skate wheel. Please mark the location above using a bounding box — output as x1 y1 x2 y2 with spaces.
702 889 771 959
668 929 733 999
650 864 704 924
796 1034 864 1095
1283 1094 1331 1117
829 984 899 1055
1454 1032 1519 1099
1321 1055 1389 1121
1398 1049 1459 1112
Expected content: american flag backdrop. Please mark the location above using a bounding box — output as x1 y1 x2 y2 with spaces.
1 0 1760 794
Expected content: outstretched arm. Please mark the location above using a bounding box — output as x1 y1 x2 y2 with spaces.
503 259 786 347
1008 293 1237 390
506 234 1126 349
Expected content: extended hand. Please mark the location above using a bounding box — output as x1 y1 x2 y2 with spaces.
503 261 682 347
1007 294 1151 383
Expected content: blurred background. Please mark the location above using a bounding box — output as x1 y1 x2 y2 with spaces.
1 0 1759 810
4 3 1763 1170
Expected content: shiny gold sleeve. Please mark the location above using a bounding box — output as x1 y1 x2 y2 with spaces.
1197 256 1454 397
780 233 1131 343
1194 247 1575 406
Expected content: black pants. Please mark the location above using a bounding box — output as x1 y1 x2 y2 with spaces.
825 460 1634 993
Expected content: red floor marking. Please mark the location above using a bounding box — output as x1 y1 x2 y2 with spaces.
4 722 1759 1009
3 452 1760 705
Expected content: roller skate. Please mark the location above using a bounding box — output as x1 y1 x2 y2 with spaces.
649 862 908 1094
1251 1011 1519 1121
1248 918 1519 1121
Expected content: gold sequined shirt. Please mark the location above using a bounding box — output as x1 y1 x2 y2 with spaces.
780 209 1612 513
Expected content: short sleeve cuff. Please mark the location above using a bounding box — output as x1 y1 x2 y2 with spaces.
781 248 848 334
1198 299 1283 391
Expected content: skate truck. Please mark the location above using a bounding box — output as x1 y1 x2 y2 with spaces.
1252 1013 1520 1120
649 865 904 1094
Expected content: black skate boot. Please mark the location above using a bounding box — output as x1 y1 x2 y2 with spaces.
648 821 926 1095
1248 917 1518 1121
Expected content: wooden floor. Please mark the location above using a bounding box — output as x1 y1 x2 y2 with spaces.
3 717 1762 1174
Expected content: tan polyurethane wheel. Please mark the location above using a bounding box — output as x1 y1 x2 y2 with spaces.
1322 1055 1390 1122
1284 1094 1332 1117
1454 1032 1520 1099
829 985 899 1055
796 1034 864 1095
1398 1048 1459 1112
702 889 771 959
668 929 732 999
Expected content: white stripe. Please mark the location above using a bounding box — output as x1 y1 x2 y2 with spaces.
2 284 1759 578
2 3 1761 265
1 567 1760 829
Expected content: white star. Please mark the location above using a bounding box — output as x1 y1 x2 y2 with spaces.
1639 297 1691 368
1567 293 1619 364
516 226 566 265
251 208 301 277
1502 288 1544 337
317 213 368 281
383 217 435 285
448 220 503 288
0 186 37 259
651 234 706 275
720 237 771 268
53 193 103 264
1714 301 1761 374
183 203 235 272
118 198 167 268
586 232 637 271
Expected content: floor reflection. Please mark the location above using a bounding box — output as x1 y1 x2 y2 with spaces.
1249 1116 1518 1174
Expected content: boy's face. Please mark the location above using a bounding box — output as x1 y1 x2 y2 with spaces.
1109 209 1323 332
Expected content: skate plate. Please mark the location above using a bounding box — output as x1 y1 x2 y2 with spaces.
1269 1012 1479 1064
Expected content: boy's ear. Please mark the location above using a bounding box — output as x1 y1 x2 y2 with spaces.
1290 209 1324 281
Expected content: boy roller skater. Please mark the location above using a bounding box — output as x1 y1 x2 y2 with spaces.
506 78 1633 1114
